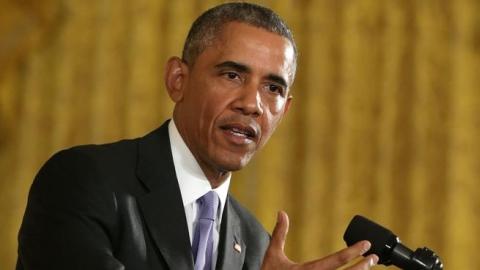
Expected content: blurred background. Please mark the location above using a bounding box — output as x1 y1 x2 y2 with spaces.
1 0 479 269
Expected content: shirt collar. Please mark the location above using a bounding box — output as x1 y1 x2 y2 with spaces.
168 119 231 214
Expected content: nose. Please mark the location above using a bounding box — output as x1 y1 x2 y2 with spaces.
232 82 264 117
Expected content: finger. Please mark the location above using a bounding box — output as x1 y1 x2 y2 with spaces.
269 211 289 252
302 240 372 269
345 254 379 270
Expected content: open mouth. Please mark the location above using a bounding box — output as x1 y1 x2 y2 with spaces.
220 123 258 141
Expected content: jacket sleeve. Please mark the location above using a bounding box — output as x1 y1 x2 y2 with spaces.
17 149 124 270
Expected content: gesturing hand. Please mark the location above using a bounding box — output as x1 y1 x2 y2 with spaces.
261 211 379 270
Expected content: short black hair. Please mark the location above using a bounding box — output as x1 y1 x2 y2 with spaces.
182 2 297 70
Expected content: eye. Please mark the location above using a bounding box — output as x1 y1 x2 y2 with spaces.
266 84 285 96
223 72 240 80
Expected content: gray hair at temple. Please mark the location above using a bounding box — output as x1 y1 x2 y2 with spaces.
181 2 297 77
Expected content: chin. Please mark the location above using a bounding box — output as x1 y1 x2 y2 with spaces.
217 155 253 172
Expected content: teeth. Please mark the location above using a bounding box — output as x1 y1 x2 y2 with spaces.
221 125 255 139
231 128 247 137
232 127 246 134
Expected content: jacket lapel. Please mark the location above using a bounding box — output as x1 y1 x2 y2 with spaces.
216 196 245 270
136 121 194 270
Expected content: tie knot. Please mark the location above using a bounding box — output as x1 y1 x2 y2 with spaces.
197 191 219 221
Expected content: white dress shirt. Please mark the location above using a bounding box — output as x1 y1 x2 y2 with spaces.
168 119 231 270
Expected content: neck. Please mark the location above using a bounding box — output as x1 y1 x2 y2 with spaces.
200 166 230 189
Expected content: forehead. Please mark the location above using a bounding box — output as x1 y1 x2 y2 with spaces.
195 22 296 85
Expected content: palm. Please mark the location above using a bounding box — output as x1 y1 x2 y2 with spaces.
261 212 378 270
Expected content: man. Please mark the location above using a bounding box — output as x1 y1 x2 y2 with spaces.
17 2 378 270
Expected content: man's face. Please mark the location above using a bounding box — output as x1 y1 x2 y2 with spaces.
168 22 295 180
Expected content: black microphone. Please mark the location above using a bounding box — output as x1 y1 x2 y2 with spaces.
343 215 443 270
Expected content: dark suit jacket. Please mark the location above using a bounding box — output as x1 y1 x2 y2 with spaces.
17 121 270 270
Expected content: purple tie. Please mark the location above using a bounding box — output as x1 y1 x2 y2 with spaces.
192 191 219 270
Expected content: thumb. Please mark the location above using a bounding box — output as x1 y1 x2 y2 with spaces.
270 211 289 252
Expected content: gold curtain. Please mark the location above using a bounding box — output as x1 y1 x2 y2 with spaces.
1 0 479 269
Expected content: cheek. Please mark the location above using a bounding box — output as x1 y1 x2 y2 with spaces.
261 93 288 114
259 111 283 144
192 85 231 131
272 98 286 113
259 97 288 137
186 81 218 115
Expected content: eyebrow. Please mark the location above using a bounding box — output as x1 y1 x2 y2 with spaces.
215 61 251 73
214 61 289 88
266 74 288 89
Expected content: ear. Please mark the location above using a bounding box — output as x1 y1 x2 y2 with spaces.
164 57 188 103
283 95 293 115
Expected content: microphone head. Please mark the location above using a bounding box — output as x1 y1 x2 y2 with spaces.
343 215 399 265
